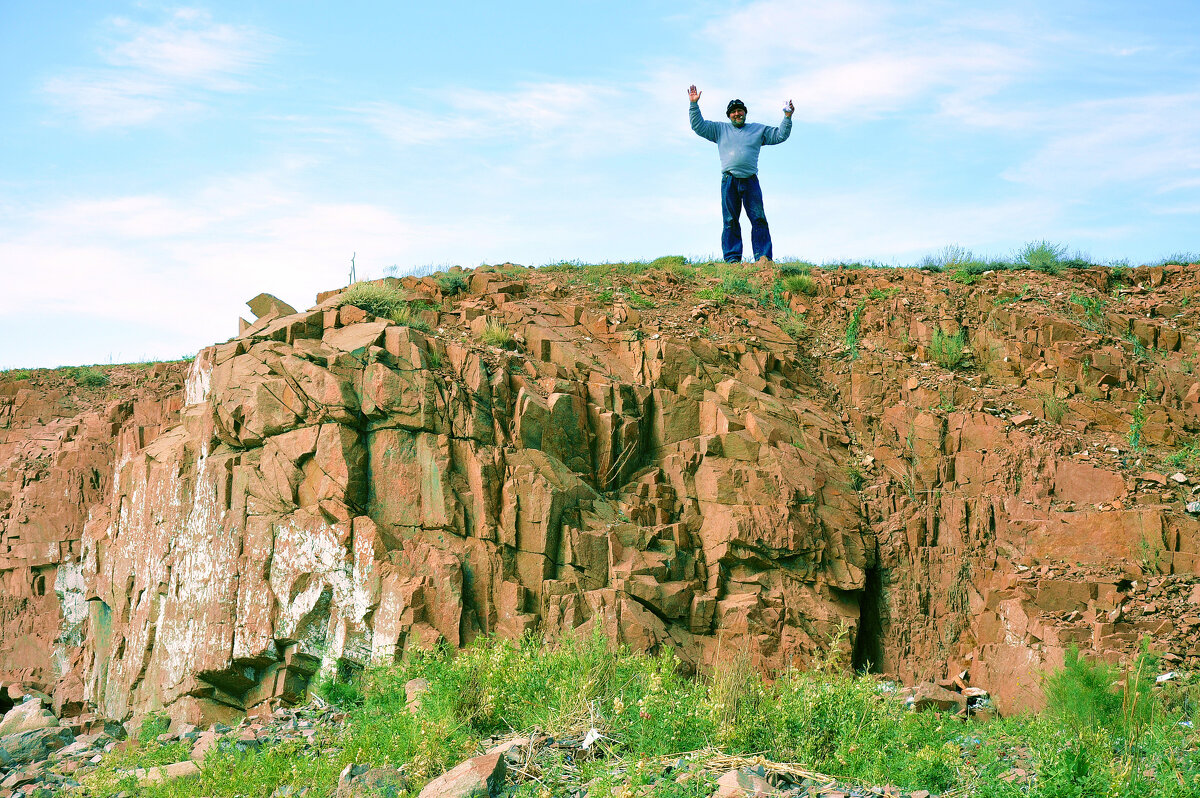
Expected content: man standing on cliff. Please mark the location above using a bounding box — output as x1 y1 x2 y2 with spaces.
689 85 793 263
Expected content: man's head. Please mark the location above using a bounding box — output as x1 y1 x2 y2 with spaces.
726 99 747 127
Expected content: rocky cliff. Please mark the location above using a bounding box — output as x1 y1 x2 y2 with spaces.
2 260 1198 727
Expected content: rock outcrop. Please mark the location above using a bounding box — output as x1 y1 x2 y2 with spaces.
2 261 1199 729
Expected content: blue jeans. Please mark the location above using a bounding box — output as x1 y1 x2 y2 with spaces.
721 173 772 262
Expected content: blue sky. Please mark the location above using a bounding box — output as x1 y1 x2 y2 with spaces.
2 0 1198 368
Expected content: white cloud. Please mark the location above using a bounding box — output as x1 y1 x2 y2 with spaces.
696 0 1031 122
42 7 276 127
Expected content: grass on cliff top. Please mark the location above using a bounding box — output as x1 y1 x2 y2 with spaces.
335 281 433 330
77 635 1200 798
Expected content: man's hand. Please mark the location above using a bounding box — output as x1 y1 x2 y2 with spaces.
783 99 794 117
688 85 702 103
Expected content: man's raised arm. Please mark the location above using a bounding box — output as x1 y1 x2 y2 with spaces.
762 98 794 145
688 84 719 142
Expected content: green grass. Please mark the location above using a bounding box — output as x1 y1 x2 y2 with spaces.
1070 293 1108 333
478 320 515 348
627 290 656 309
1 367 35 380
930 330 967 370
777 260 816 276
844 300 867 360
782 274 817 295
1128 392 1148 452
1042 394 1067 425
778 311 807 338
63 365 110 387
336 282 432 331
432 272 468 296
1015 240 1068 275
77 633 1200 798
1155 252 1200 267
1165 441 1200 470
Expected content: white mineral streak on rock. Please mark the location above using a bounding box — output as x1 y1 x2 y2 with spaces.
270 518 355 658
52 560 88 678
157 441 235 697
184 349 214 407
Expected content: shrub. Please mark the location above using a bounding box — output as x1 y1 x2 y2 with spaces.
783 274 817 295
1043 394 1067 424
844 300 867 359
336 281 405 318
930 330 967 370
64 366 109 387
1165 440 1200 469
1016 240 1068 275
1070 293 1108 333
778 312 807 338
650 255 688 269
433 272 468 296
478 320 515 349
1128 393 1148 451
336 282 432 330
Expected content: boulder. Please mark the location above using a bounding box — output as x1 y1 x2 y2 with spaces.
0 700 57 738
714 768 780 797
0 727 75 769
417 752 506 798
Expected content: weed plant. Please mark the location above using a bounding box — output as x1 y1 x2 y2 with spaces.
783 274 817 295
63 366 109 387
844 301 867 360
1128 393 1148 451
1166 441 1200 470
433 272 467 296
1070 293 1108 333
82 632 1200 798
335 282 432 331
1042 394 1067 425
930 330 967 370
1016 240 1068 275
627 291 656 309
478 320 515 349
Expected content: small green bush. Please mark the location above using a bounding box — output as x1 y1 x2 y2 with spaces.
778 312 807 338
1165 440 1200 469
783 274 817 295
1042 394 1067 424
1128 392 1148 451
1070 293 1108 333
479 320 515 349
650 255 688 269
433 272 468 296
336 281 405 318
930 330 967 370
1016 240 1068 275
64 366 109 387
844 300 867 359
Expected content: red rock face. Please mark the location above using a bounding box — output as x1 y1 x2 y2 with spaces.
3 263 1200 724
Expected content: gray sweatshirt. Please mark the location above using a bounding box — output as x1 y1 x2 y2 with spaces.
690 101 792 178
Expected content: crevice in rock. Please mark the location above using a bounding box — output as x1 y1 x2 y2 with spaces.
851 565 884 673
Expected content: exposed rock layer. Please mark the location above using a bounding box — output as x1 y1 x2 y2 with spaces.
2 262 1199 725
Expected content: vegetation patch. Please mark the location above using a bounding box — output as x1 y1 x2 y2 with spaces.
930 330 968 370
783 274 817 295
844 300 867 360
478 320 516 349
